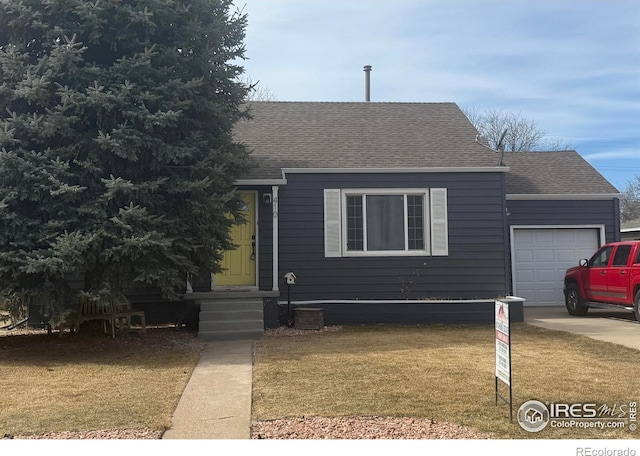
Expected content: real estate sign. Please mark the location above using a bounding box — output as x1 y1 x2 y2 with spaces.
495 300 511 386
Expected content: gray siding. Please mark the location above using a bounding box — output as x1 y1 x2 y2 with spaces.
276 172 510 301
506 199 620 243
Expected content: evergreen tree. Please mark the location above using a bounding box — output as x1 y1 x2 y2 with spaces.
0 0 251 324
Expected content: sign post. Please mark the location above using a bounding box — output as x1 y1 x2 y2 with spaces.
495 300 513 420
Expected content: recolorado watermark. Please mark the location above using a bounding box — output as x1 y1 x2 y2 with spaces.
517 399 637 433
576 448 636 456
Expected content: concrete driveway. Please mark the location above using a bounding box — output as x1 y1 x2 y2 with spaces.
524 305 639 350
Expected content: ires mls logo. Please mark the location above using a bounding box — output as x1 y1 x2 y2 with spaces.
518 400 638 433
518 400 550 432
550 403 598 418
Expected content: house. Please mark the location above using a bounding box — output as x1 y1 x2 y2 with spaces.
185 101 620 338
621 218 640 241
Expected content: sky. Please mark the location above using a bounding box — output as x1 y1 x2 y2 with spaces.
233 0 640 191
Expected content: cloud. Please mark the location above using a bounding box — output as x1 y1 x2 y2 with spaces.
237 0 640 186
582 150 640 161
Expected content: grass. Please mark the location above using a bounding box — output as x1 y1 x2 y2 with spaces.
1 321 638 439
252 323 640 439
0 326 203 437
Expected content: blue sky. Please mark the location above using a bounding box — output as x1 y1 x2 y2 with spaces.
233 0 640 191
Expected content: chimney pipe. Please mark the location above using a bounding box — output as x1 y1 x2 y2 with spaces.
363 65 372 102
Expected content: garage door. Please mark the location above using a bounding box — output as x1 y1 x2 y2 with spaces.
512 228 599 306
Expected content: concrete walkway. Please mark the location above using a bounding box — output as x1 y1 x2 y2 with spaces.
162 340 254 439
524 305 640 350
161 306 638 440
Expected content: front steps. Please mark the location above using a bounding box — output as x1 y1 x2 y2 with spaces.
187 291 275 341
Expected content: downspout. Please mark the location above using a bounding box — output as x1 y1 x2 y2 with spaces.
272 185 279 291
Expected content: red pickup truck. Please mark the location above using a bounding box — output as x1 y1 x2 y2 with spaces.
564 240 640 322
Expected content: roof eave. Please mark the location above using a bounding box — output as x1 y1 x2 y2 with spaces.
235 178 287 186
282 166 509 175
507 193 621 200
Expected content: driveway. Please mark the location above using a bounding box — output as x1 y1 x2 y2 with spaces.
524 305 639 350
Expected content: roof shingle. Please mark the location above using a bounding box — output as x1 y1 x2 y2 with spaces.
502 151 619 195
233 101 501 179
233 101 619 196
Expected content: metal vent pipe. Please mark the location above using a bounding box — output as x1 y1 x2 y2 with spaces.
363 65 372 101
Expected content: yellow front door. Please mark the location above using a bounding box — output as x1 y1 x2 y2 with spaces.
214 192 257 287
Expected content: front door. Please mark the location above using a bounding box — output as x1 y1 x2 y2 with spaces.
214 192 257 287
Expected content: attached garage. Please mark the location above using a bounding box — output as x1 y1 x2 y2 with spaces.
503 152 621 307
511 227 604 306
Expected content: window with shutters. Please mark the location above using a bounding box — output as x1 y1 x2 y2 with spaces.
324 188 448 257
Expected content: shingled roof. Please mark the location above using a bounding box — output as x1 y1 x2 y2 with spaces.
233 101 501 180
233 101 619 197
502 151 619 196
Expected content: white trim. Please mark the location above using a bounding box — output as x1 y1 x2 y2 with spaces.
277 298 524 305
272 185 279 291
235 178 287 186
341 188 429 195
509 224 605 300
342 250 429 257
507 193 620 200
284 167 509 175
250 190 259 288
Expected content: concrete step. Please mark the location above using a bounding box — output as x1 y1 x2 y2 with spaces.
195 295 265 341
198 329 263 341
200 309 263 320
199 319 264 333
199 300 263 312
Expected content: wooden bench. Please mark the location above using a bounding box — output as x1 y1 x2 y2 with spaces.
76 300 146 338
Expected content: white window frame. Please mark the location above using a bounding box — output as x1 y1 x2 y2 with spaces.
324 188 449 258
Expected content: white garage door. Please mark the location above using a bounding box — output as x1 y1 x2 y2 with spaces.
512 228 599 306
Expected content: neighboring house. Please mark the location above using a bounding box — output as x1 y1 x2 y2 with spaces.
621 218 640 241
186 101 620 333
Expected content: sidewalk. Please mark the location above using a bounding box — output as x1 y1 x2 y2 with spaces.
162 340 254 439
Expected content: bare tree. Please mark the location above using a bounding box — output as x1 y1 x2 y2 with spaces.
463 107 573 151
241 76 277 101
620 175 640 222
465 106 635 224
538 136 575 152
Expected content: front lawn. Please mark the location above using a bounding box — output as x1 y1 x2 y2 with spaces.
0 327 203 437
252 324 640 439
